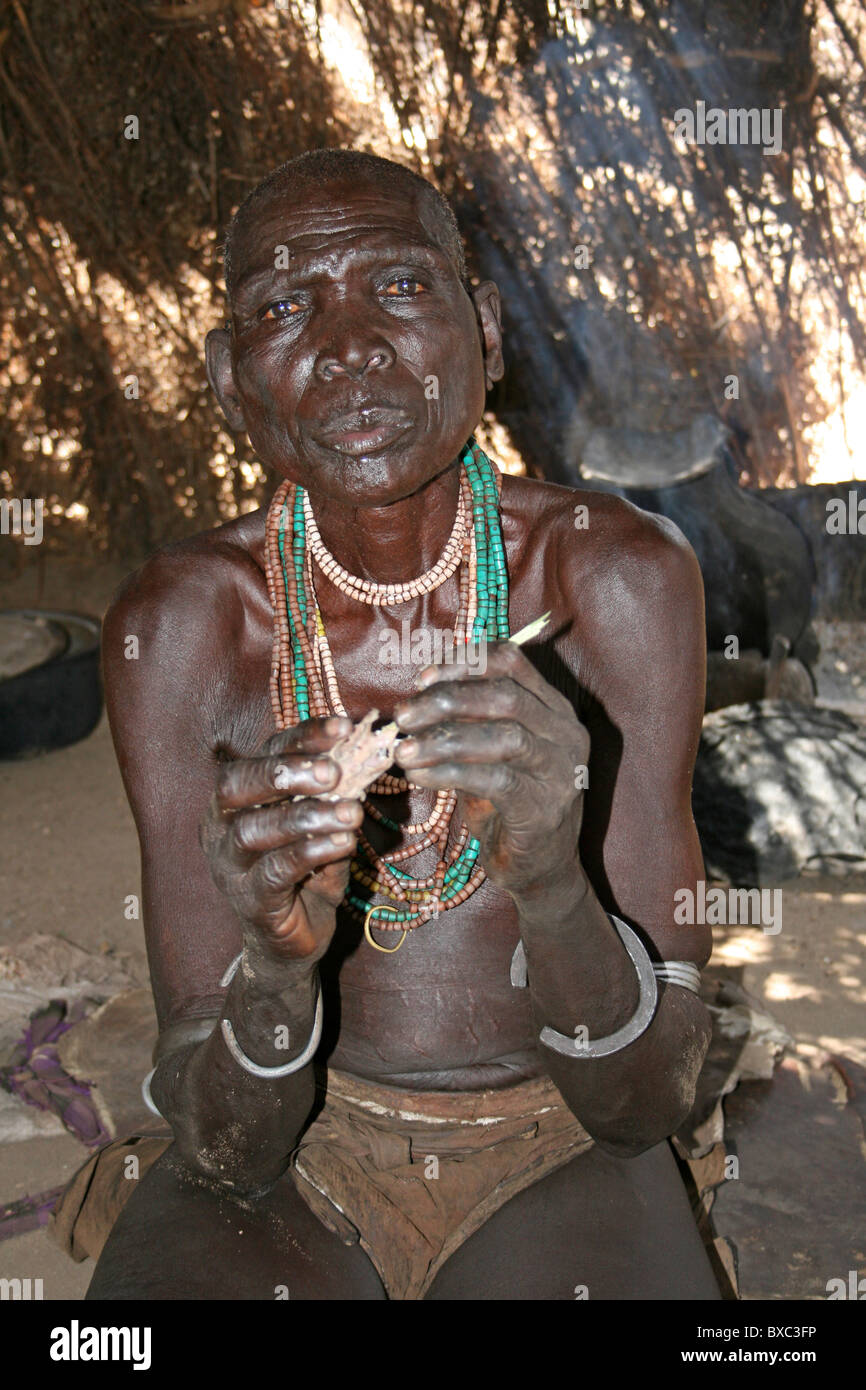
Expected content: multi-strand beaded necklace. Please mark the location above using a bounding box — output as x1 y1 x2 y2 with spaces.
264 437 510 952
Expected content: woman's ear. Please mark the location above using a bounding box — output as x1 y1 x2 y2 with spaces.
205 325 247 432
472 281 505 389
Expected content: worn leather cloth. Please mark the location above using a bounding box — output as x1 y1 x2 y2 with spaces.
50 1066 593 1298
291 1067 594 1299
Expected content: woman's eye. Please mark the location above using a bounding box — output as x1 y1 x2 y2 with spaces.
261 300 301 321
383 277 427 296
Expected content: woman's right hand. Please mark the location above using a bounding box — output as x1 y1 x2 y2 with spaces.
199 716 363 963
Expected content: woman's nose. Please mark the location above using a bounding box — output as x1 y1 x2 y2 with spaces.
312 300 397 380
315 343 394 380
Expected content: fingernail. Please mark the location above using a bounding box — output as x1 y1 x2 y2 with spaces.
337 802 360 823
333 831 354 846
325 716 351 735
314 760 337 784
400 738 418 759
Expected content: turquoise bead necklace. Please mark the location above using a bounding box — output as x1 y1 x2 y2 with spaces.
264 437 510 950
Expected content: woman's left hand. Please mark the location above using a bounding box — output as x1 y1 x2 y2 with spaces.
393 640 590 903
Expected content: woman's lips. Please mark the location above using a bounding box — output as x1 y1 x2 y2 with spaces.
313 408 414 456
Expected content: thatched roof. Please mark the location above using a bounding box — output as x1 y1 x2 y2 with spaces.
2 0 864 561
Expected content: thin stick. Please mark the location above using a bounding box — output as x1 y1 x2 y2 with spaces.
509 611 551 646
375 613 551 742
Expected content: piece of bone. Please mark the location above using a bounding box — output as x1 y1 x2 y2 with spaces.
313 613 552 803
318 710 400 802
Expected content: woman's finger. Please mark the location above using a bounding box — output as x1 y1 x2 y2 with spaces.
215 752 339 811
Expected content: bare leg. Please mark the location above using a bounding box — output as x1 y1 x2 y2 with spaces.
86 1146 386 1301
88 1140 718 1301
425 1140 721 1300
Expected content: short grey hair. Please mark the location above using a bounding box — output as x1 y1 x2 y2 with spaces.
223 148 469 302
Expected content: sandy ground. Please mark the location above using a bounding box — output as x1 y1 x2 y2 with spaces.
711 885 866 1068
0 553 863 1299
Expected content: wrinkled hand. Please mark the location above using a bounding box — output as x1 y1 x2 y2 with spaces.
199 717 363 961
394 642 589 901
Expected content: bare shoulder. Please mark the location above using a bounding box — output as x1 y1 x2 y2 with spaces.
502 473 702 627
101 509 273 769
103 509 268 660
501 473 705 707
502 472 699 583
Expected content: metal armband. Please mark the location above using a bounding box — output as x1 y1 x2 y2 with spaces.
508 916 701 1061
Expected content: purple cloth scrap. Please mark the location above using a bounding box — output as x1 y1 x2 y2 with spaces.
0 999 111 1149
0 1185 66 1242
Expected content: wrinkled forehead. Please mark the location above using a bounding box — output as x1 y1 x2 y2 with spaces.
228 176 458 299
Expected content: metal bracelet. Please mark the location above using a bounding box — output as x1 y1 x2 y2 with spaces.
539 915 659 1060
511 935 701 998
220 950 324 1079
653 960 702 994
140 950 322 1110
141 1067 162 1118
220 951 244 989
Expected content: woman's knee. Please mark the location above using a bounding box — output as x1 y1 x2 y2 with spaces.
86 1149 383 1300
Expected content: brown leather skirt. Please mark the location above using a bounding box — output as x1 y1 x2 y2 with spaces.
51 1067 593 1300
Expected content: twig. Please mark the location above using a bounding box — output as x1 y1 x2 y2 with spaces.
509 611 551 645
374 611 552 743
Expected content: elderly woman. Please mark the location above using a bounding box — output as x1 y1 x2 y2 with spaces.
85 149 718 1300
